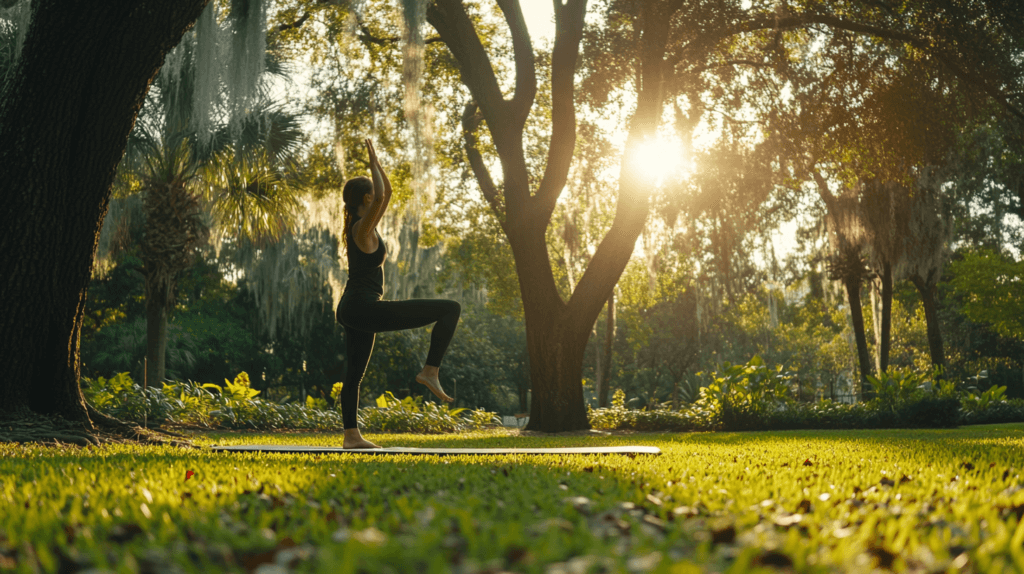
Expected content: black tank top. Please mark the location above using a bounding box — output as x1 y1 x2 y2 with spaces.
344 220 386 297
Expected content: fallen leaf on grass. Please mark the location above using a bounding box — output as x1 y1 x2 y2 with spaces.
709 519 735 544
671 505 699 519
753 549 793 568
107 523 144 544
565 496 592 515
866 545 897 569
505 545 531 566
773 513 803 527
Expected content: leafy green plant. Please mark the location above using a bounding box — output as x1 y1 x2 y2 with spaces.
357 391 497 434
698 356 794 430
590 389 712 432
961 384 1008 413
82 372 176 425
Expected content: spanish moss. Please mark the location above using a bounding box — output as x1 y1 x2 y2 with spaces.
0 0 31 86
192 1 221 148
227 0 267 142
400 0 435 216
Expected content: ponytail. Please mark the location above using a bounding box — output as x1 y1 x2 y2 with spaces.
342 208 353 255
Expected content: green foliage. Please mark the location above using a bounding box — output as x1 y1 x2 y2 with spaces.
961 384 1008 414
948 249 1024 339
591 357 1022 432
85 373 498 433
700 356 795 431
589 389 713 432
866 366 947 409
358 391 498 434
82 372 175 426
959 385 1024 425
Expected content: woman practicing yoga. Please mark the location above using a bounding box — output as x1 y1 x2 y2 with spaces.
336 139 461 449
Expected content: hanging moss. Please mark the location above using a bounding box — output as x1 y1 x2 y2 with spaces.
192 2 221 149
226 0 267 142
399 0 435 217
242 230 342 341
0 0 32 83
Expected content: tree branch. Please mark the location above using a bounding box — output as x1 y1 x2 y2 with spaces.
427 0 532 209
461 102 505 227
568 1 679 328
690 58 772 74
355 16 443 46
534 0 588 222
495 0 537 127
426 0 509 136
673 11 1024 122
274 12 310 34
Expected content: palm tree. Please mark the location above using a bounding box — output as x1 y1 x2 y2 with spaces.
102 1 304 385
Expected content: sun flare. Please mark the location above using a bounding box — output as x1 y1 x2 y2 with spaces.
628 137 692 184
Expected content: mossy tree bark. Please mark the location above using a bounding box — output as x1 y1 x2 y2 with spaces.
0 0 209 431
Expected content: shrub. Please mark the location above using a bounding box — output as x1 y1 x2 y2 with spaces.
590 358 980 432
959 385 1024 425
85 372 499 433
82 372 176 425
702 356 795 431
358 392 500 434
589 390 713 432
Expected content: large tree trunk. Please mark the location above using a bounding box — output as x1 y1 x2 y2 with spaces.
596 292 615 408
0 0 209 424
523 304 591 432
843 275 874 400
910 272 946 369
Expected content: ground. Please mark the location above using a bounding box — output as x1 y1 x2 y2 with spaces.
1 425 1023 573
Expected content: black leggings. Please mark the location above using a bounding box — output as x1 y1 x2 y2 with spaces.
336 294 461 429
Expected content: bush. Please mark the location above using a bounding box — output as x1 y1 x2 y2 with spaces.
85 372 499 433
82 371 177 426
700 356 795 431
358 392 500 434
590 358 999 432
959 385 1024 425
589 390 713 432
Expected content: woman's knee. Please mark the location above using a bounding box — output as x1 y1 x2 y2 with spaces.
445 299 461 318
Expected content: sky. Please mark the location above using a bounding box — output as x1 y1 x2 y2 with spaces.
520 0 556 42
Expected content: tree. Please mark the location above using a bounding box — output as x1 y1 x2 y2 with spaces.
0 0 209 440
425 0 1024 429
948 249 1024 341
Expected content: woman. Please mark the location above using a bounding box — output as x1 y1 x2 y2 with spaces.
336 139 461 449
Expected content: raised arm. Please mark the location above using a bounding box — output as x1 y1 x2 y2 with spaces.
352 138 392 252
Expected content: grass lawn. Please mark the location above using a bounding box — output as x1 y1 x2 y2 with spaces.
2 425 1023 573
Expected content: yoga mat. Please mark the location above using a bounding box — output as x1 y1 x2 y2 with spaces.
210 445 661 456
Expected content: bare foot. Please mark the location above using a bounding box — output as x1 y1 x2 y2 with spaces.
343 429 382 449
416 371 454 402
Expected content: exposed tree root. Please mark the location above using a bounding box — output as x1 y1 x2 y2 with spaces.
0 407 195 448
